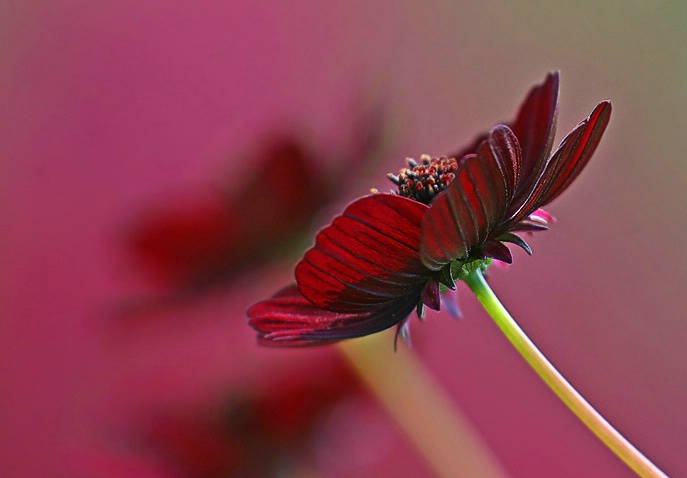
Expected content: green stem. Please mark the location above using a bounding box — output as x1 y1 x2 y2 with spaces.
464 269 667 478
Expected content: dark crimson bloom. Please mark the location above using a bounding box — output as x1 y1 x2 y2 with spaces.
135 356 366 477
248 72 612 345
128 137 322 291
124 103 387 296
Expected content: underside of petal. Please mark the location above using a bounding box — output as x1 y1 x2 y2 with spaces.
248 284 420 346
539 100 612 206
449 73 559 170
512 71 560 199
487 126 522 202
296 194 431 312
420 278 441 312
420 127 519 270
502 101 612 231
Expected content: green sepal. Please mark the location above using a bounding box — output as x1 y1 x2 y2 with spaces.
498 232 533 255
416 299 426 321
453 258 493 282
438 264 456 291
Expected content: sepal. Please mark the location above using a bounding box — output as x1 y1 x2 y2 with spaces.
480 241 513 264
437 264 456 290
421 278 441 311
498 232 533 255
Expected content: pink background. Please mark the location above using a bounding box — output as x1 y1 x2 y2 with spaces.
2 2 686 477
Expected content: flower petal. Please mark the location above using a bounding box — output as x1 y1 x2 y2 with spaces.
502 101 611 230
539 100 612 206
449 72 557 184
420 127 519 270
420 279 441 312
512 71 559 198
488 125 522 203
295 194 431 312
248 285 420 346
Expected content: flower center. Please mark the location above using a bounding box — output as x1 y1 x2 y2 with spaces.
387 155 458 205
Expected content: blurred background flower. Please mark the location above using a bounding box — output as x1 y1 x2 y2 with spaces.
2 2 687 477
119 354 401 478
123 102 388 298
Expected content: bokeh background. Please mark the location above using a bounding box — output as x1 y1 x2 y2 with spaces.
2 1 686 477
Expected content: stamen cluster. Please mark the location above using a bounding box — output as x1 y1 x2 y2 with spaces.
388 155 459 205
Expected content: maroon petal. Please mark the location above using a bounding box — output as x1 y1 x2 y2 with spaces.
512 72 559 197
488 125 522 202
420 127 519 270
449 73 558 167
248 285 421 346
295 194 431 312
503 101 611 228
420 279 441 312
539 101 612 206
499 101 611 232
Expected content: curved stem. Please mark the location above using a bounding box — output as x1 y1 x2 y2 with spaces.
464 269 667 478
338 334 508 478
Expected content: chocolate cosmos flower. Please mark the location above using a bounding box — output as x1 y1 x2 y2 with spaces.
125 101 387 294
140 355 362 477
248 72 611 346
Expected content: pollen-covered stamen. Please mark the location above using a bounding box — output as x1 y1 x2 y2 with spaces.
387 154 459 205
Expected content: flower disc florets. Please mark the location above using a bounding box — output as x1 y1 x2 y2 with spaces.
387 155 458 205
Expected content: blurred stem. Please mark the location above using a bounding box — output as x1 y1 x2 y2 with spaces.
338 334 508 478
464 269 667 478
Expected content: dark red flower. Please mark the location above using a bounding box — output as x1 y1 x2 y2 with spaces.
121 105 389 299
128 137 322 291
248 72 612 346
137 356 363 477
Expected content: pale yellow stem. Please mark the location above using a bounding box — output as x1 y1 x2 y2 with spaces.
338 334 508 478
465 269 668 478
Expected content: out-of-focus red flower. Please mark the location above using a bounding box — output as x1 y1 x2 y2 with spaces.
248 72 611 345
125 105 388 295
129 137 322 291
135 356 366 478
